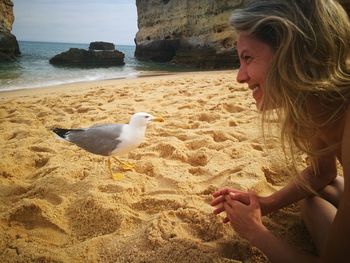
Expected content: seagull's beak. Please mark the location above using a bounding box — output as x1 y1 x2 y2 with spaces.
152 116 164 122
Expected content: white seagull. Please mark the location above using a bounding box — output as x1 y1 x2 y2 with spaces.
52 112 164 180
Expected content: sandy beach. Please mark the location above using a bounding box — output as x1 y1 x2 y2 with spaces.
0 71 314 262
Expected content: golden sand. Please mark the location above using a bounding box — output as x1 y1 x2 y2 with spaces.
0 71 313 262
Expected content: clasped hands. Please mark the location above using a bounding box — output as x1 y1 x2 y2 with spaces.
211 188 268 242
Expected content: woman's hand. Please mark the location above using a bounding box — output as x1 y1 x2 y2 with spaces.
211 188 250 223
224 191 267 242
211 188 273 221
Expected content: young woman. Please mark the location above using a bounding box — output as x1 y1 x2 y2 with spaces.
211 0 350 262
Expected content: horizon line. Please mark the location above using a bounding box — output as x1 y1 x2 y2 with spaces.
17 39 136 46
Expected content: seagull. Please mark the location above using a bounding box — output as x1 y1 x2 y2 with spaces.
51 112 164 180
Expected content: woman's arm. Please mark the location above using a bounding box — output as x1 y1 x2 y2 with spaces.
322 108 350 262
224 192 318 263
212 147 337 216
264 149 337 213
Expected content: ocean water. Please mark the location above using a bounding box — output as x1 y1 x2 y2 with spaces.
0 41 195 92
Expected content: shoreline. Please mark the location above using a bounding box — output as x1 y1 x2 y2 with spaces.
0 70 171 94
0 69 233 98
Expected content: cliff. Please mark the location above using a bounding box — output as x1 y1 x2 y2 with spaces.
135 0 244 69
135 0 350 69
0 0 20 61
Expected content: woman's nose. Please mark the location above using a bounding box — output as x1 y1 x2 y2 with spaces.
236 67 249 84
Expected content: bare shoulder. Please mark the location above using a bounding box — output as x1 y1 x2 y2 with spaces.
322 105 350 262
341 105 350 179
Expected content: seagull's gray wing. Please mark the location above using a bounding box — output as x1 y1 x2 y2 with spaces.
66 124 124 156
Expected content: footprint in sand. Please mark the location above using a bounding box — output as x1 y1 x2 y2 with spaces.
151 142 187 163
155 143 177 158
98 184 125 193
222 102 246 113
187 148 210 167
228 118 238 127
206 167 243 184
66 197 122 241
175 209 225 241
34 156 50 168
251 143 264 151
8 129 30 140
62 107 75 114
8 202 65 233
76 107 92 113
146 208 224 246
29 148 54 168
9 117 32 125
29 145 56 154
188 167 208 176
24 186 63 205
134 161 158 177
185 138 211 150
131 197 183 215
197 112 220 123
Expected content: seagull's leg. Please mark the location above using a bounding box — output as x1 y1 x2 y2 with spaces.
112 157 134 171
108 158 124 181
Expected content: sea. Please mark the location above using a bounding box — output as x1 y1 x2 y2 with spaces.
0 41 198 92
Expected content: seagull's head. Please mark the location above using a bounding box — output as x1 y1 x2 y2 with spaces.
129 112 164 127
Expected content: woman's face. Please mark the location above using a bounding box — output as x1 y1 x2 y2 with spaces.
236 33 275 110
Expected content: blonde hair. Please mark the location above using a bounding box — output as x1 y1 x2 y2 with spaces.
230 0 350 189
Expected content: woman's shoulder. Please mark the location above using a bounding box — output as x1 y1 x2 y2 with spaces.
341 104 350 177
307 98 348 155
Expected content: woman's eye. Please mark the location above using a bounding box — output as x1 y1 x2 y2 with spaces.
243 55 252 62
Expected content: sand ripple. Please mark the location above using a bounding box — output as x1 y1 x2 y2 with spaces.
0 71 313 262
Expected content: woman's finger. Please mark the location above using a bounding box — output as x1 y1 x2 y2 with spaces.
213 204 225 214
223 202 234 221
248 191 260 209
212 188 231 197
212 188 244 198
210 195 225 206
229 192 250 205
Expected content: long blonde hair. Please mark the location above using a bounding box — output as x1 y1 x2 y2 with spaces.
230 0 350 188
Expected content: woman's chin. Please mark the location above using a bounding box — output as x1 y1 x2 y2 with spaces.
254 99 264 111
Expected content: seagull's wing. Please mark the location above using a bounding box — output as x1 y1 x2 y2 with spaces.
66 124 125 156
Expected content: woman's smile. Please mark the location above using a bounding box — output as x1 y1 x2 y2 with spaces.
236 33 274 110
251 85 263 105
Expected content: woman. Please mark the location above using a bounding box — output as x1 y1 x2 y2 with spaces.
211 0 350 262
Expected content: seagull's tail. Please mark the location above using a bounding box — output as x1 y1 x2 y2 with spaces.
51 128 71 140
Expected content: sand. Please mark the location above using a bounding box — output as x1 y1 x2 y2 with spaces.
0 70 314 263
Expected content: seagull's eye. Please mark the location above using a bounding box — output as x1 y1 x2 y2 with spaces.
144 116 150 119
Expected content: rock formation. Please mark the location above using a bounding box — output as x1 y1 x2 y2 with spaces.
49 42 125 67
135 0 350 69
89 41 115 51
135 0 244 69
0 0 20 61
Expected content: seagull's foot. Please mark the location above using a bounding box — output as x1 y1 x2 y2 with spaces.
112 157 134 171
119 163 134 171
112 173 124 181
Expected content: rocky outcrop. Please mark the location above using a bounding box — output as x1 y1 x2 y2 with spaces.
0 0 14 32
135 0 244 69
89 41 115 51
49 42 125 67
0 0 20 61
135 0 350 69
